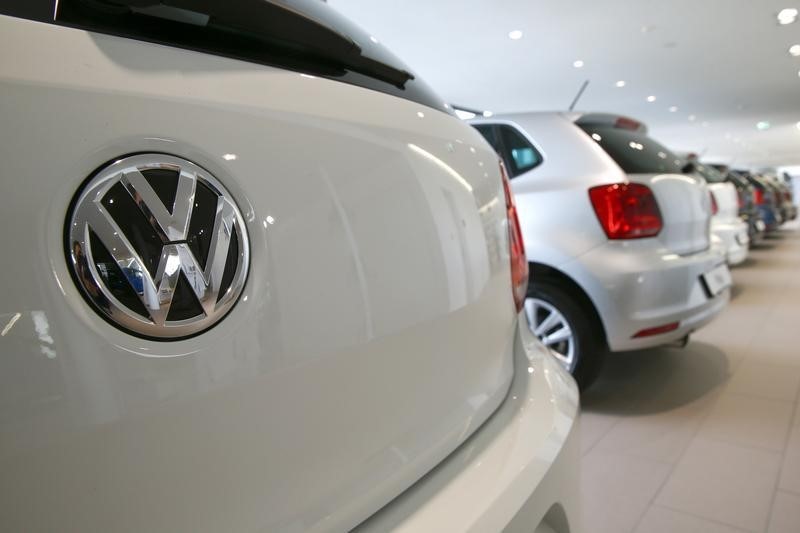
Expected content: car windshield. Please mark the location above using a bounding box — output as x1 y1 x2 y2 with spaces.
577 125 684 174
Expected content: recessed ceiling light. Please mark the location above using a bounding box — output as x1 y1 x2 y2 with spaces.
756 121 771 130
573 60 584 68
646 95 656 102
669 106 678 112
778 8 798 25
482 110 494 117
417 111 425 118
508 30 523 40
615 80 626 88
790 44 800 56
369 35 379 44
688 115 696 121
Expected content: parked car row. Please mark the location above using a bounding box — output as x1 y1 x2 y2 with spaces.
708 165 797 234
471 112 733 389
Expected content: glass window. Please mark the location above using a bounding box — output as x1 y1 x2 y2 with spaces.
578 125 684 174
473 125 500 152
499 126 542 177
473 123 543 178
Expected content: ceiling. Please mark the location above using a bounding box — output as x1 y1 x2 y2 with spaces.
330 0 800 168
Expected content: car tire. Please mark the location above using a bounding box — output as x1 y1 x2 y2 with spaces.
525 282 607 390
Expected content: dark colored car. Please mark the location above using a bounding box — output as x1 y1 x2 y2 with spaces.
739 171 783 231
768 176 797 222
708 164 765 242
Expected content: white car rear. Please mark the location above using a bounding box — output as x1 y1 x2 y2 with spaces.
472 112 730 388
0 2 579 532
685 160 750 265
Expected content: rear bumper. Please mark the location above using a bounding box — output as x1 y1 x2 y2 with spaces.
711 218 749 265
356 320 581 533
564 240 729 352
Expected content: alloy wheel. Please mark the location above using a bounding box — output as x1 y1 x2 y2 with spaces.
523 297 576 371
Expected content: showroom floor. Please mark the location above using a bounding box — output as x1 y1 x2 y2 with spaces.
580 221 800 533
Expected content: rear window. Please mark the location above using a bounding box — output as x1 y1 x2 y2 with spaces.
473 124 542 178
578 126 683 175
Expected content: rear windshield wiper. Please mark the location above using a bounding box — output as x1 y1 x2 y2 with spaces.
56 0 414 88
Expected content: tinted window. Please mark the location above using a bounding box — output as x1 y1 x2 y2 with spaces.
500 126 542 176
579 126 683 174
473 124 542 178
473 125 500 152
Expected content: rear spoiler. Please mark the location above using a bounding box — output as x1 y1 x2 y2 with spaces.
574 113 648 134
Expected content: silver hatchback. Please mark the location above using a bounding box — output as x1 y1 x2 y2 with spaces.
472 112 731 389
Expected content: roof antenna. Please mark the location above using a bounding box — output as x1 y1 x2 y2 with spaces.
568 80 590 111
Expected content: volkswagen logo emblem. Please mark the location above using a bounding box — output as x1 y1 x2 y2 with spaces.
66 154 250 339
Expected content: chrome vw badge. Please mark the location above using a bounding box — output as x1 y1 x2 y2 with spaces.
66 154 250 339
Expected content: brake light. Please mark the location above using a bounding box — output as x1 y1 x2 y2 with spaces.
632 322 680 338
754 188 764 205
500 161 528 312
709 191 719 216
588 183 663 239
614 117 642 131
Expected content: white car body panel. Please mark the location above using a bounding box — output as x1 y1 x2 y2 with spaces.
708 182 750 265
357 320 580 533
626 172 711 256
0 15 578 532
470 112 729 352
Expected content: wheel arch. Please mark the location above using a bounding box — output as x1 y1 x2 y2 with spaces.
528 261 609 350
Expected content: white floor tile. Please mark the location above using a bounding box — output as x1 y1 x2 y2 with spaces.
779 426 800 494
634 506 749 533
725 360 800 402
581 450 671 533
768 492 800 533
696 392 793 451
655 438 782 532
593 392 717 464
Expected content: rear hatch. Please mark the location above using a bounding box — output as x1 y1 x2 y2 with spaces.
575 115 711 255
0 3 516 532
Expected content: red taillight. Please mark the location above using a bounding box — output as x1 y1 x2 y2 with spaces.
614 117 642 131
588 183 663 239
632 322 680 338
499 161 528 313
754 188 764 205
709 191 719 216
